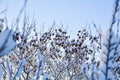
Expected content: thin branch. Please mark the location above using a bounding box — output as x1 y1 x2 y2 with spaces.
11 59 23 80
105 0 120 80
14 0 28 30
0 9 8 14
109 0 119 31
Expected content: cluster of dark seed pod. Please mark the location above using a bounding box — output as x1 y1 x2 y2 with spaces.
3 27 103 80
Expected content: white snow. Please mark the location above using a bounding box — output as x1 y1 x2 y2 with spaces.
0 29 16 57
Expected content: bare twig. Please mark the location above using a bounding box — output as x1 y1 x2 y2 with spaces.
14 0 28 30
0 9 8 14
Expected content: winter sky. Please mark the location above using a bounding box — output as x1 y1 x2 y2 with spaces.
0 0 114 37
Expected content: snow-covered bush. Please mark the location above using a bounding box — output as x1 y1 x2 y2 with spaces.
40 28 99 80
0 0 119 80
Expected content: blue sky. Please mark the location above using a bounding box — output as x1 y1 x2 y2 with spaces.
0 0 114 37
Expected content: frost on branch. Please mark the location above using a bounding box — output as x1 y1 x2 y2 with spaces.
0 20 100 80
39 28 100 80
0 0 119 79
